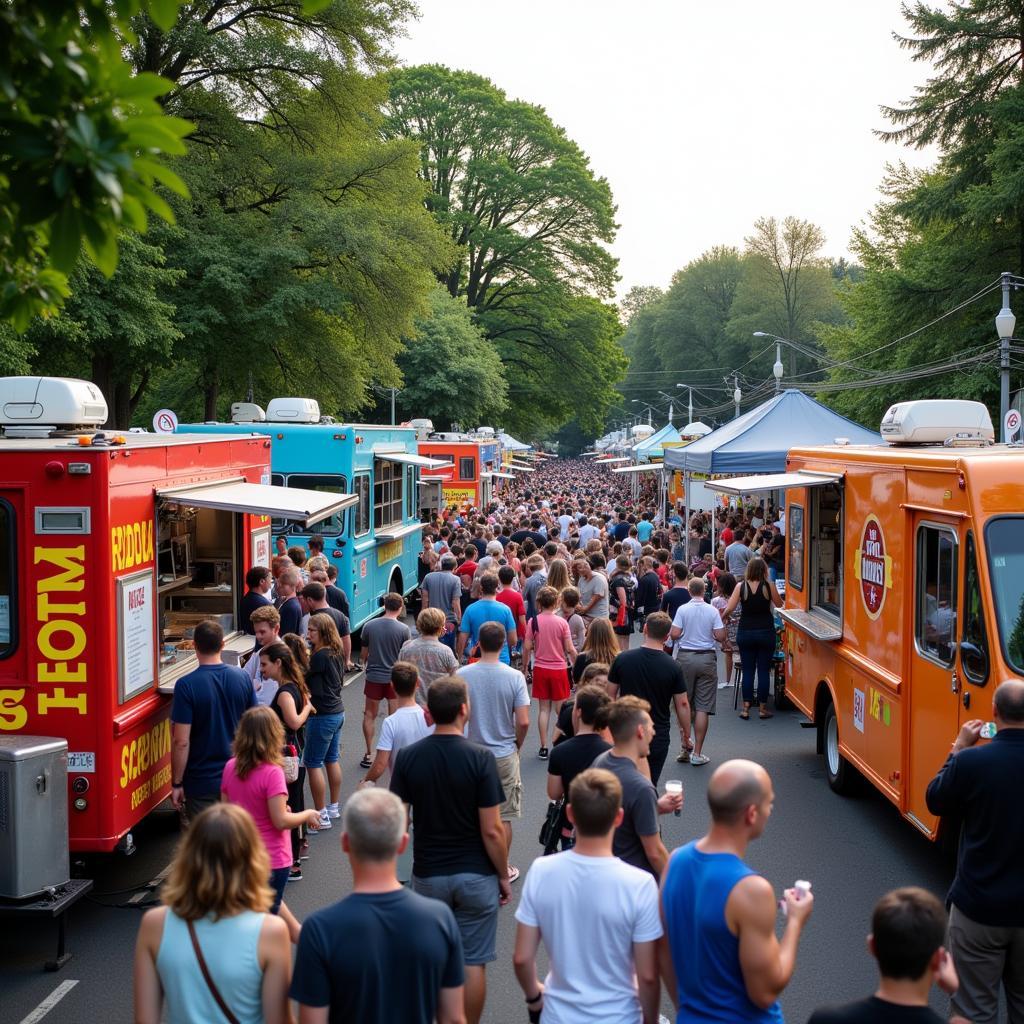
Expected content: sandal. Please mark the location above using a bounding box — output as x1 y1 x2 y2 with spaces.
759 707 774 720
359 754 373 769
739 703 750 720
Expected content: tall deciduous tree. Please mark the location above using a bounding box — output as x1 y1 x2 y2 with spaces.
383 65 624 432
396 287 508 429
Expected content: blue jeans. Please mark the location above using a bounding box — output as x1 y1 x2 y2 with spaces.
738 627 776 705
302 712 344 768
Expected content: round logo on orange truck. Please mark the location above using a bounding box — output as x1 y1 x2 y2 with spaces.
856 514 892 620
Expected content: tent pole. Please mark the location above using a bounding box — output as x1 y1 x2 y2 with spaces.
684 471 691 564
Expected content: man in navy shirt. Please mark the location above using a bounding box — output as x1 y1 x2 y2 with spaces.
291 788 465 1024
926 679 1024 1023
238 564 271 635
170 620 254 822
274 566 303 635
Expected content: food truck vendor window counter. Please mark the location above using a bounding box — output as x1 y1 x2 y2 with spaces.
985 516 1024 676
156 503 239 674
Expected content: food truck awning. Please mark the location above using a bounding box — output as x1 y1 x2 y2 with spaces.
487 471 516 479
157 479 358 526
706 470 843 495
595 456 630 464
373 450 451 469
612 463 665 474
509 464 535 472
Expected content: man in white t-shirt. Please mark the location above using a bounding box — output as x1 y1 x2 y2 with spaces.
359 661 433 787
669 578 726 767
513 767 662 1024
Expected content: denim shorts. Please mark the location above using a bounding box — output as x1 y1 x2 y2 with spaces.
412 872 500 964
269 866 290 914
302 712 344 768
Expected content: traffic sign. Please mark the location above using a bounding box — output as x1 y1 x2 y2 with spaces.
1005 408 1021 443
152 409 178 434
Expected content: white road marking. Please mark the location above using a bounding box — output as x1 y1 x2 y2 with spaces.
128 861 175 902
18 980 78 1024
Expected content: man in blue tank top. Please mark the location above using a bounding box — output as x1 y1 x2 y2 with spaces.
660 759 814 1022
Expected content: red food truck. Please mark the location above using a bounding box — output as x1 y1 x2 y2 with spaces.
0 377 354 852
418 434 508 509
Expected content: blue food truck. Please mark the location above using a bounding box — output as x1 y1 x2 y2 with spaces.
179 398 446 629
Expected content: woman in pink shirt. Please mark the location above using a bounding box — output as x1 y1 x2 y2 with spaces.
221 706 321 942
523 586 578 759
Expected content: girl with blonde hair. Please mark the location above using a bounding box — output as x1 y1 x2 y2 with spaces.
133 803 292 1024
572 617 619 685
545 557 570 594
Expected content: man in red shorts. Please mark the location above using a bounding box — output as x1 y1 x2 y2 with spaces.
358 593 411 768
522 586 578 760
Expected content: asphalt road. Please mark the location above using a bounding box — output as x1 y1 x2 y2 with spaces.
2 662 956 1024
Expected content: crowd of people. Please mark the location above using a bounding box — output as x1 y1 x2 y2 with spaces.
132 456 1024 1024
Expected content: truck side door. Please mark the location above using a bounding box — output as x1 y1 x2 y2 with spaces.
906 515 961 833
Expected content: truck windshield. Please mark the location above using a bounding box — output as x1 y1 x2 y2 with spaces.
985 517 1024 674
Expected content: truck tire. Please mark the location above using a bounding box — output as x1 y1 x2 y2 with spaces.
822 699 855 794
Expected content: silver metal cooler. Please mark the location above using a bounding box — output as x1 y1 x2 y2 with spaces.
0 736 69 899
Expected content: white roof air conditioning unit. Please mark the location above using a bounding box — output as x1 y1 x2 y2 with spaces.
881 399 994 445
265 397 320 424
231 402 266 423
0 376 108 431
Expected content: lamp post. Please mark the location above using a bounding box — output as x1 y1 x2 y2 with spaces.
631 399 655 425
996 271 1016 441
676 383 694 424
733 375 742 419
657 390 676 423
772 343 784 394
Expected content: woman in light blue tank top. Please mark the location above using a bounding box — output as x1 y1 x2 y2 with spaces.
134 803 292 1024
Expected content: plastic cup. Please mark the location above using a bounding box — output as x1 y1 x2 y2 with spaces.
665 779 683 817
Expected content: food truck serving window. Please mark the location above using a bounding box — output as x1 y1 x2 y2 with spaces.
0 499 15 657
985 516 1024 675
787 505 804 591
810 484 843 618
915 524 958 667
373 459 402 529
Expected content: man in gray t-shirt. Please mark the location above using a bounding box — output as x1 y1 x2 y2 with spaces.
577 560 609 622
359 594 411 767
726 534 754 577
593 697 680 878
456 621 531 877
420 558 462 650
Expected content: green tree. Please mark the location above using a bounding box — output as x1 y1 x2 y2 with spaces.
384 65 624 430
395 287 508 428
23 231 183 426
619 285 665 329
1 0 193 328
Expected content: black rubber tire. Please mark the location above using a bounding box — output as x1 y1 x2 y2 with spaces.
822 699 855 794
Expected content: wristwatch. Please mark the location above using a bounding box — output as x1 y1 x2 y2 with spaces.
525 993 542 1004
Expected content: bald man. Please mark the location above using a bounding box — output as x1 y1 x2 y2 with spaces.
659 759 813 1021
926 679 1024 1024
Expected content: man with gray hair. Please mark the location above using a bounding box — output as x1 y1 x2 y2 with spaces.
290 788 466 1024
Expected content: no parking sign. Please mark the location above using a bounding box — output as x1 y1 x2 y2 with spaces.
1005 408 1021 444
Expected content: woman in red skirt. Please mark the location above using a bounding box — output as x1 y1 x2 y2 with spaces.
524 585 579 759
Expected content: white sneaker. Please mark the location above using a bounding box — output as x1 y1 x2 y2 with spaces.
318 808 332 829
327 802 340 819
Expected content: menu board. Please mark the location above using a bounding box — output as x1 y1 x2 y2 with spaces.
251 526 271 570
118 570 155 702
787 505 805 591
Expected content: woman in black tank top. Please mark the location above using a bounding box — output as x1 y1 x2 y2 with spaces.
721 556 783 719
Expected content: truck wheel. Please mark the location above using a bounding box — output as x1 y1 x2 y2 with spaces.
822 700 854 794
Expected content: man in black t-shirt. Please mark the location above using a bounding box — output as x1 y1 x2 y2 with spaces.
547 686 612 850
291 788 465 1024
239 565 271 635
660 562 691 622
391 676 511 1024
807 887 960 1024
607 613 690 786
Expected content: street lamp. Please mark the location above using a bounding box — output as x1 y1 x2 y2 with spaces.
657 390 676 423
997 271 1016 440
676 383 694 424
772 343 784 394
631 399 654 426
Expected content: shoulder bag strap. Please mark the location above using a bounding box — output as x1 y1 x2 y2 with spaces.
187 919 242 1024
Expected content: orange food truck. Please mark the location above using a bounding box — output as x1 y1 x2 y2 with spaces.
710 399 1022 840
0 377 354 852
418 434 507 509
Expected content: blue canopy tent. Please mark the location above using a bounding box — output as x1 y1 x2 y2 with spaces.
632 422 681 462
661 390 880 556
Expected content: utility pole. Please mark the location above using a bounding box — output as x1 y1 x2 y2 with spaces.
733 373 741 419
997 272 1015 441
390 386 396 426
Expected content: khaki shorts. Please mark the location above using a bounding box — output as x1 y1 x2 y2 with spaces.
676 649 718 714
495 751 522 821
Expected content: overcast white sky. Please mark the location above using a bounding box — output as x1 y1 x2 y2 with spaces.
395 0 938 297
